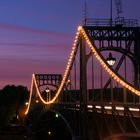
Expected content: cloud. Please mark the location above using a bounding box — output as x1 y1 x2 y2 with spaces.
0 22 72 39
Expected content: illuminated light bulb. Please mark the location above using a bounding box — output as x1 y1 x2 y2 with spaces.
101 62 104 65
91 49 95 53
71 51 74 55
122 83 125 86
65 70 68 74
67 62 70 67
78 26 82 31
25 102 29 105
90 46 93 49
132 89 135 93
117 78 120 82
72 47 75 50
91 47 94 51
95 106 101 109
66 65 69 69
73 43 76 46
102 64 106 68
88 41 90 44
120 81 123 84
76 32 79 35
107 69 110 73
125 84 128 88
111 73 115 77
87 105 93 108
88 43 91 46
36 100 39 103
129 108 139 112
105 67 108 70
109 71 113 75
97 56 100 59
66 67 69 71
116 107 124 110
128 86 132 90
94 52 97 55
105 106 112 109
99 59 102 63
74 39 77 43
95 55 98 58
71 47 75 53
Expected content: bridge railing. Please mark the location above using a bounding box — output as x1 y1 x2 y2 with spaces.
85 17 138 27
60 88 139 105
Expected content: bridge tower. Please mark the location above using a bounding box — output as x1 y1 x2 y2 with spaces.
77 18 140 139
79 33 88 140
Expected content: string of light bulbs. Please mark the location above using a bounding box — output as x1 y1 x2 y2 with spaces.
24 26 140 115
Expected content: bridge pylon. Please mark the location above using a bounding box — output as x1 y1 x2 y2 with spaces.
79 34 89 140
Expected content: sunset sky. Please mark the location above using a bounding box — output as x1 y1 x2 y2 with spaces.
0 0 140 89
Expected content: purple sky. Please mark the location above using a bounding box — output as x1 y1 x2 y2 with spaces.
0 0 140 89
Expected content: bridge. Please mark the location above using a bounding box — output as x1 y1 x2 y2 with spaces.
23 19 140 140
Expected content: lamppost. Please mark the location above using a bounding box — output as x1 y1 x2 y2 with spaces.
106 52 116 103
46 87 50 102
106 53 116 66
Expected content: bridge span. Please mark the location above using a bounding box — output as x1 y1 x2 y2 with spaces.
23 21 140 140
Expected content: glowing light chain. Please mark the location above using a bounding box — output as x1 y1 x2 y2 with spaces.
24 27 80 115
80 27 140 96
25 76 34 115
25 26 140 115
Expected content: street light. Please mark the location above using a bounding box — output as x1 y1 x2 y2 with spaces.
25 102 29 106
55 113 59 118
46 87 50 102
106 52 116 66
106 52 116 104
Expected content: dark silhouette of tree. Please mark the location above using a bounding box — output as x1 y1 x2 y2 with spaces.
0 85 29 127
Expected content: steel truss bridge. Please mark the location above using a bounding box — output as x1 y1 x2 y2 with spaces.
24 23 140 140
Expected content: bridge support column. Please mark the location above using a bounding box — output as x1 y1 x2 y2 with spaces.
79 36 89 140
134 29 140 89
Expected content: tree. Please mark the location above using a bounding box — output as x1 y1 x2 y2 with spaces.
0 85 29 127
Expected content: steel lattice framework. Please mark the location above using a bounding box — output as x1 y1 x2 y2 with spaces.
84 26 140 88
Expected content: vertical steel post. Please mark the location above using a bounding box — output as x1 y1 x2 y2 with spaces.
100 65 103 102
74 60 77 90
134 29 140 89
91 55 94 101
111 77 113 103
79 36 88 140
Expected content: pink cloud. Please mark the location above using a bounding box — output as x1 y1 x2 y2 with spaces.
0 22 72 39
0 56 67 89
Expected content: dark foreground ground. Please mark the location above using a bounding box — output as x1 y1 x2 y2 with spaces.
1 125 140 140
0 125 28 140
